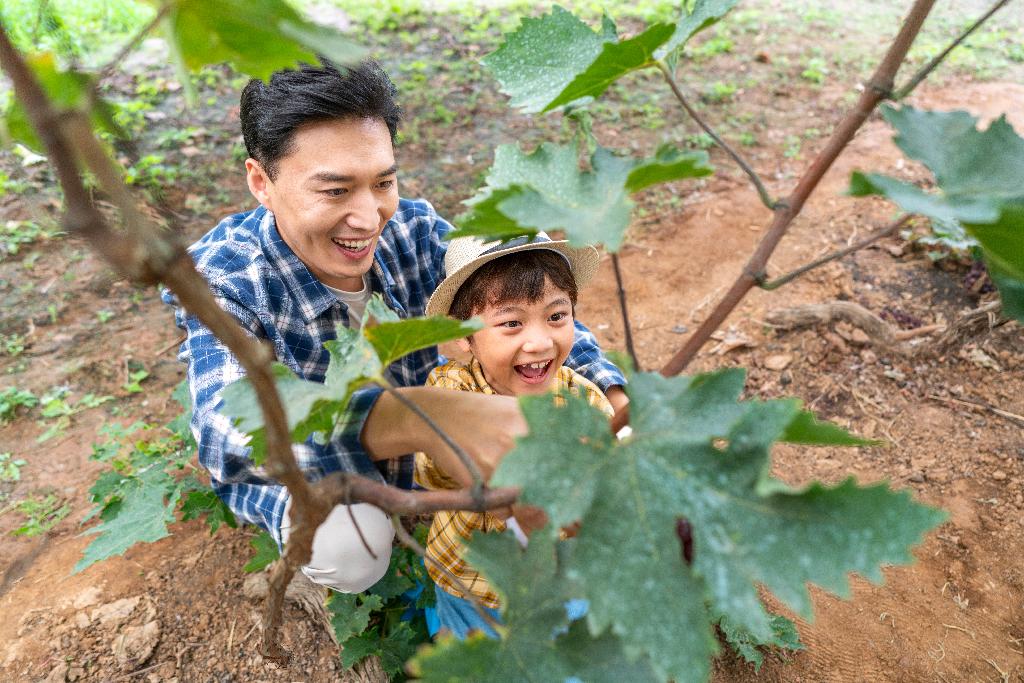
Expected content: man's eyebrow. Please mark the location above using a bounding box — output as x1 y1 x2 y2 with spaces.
309 164 399 184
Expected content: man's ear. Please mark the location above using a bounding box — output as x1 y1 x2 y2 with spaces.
455 337 472 354
245 158 274 210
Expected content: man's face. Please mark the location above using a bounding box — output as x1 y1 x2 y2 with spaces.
246 117 399 291
458 277 576 397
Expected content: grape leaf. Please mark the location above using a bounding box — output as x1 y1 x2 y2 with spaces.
456 143 635 251
222 309 483 464
411 531 657 682
545 22 674 112
243 529 280 573
719 612 803 671
656 0 740 59
328 592 384 644
74 467 179 573
492 370 945 682
166 0 364 81
481 5 618 113
848 106 1024 321
2 52 121 152
220 362 347 466
180 489 237 533
365 317 482 368
626 144 714 193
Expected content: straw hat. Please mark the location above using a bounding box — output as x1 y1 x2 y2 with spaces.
426 232 600 317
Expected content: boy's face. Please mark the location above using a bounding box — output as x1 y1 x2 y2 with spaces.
245 117 399 291
459 277 576 396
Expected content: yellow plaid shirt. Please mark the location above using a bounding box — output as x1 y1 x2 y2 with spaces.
415 357 613 607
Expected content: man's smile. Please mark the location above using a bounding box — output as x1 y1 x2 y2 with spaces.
331 236 374 260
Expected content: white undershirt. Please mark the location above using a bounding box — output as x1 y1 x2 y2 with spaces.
324 274 371 328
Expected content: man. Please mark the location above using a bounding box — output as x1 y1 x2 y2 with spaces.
165 58 627 594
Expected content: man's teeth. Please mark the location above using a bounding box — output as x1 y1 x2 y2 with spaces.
333 238 371 249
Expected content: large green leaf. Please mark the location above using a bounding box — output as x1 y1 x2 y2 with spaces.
457 143 635 251
2 52 121 152
849 106 1024 321
365 317 482 368
656 0 740 58
74 467 179 573
166 0 364 81
411 532 657 682
481 5 618 113
545 22 674 112
491 370 945 682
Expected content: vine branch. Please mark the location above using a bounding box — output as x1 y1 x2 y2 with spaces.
655 60 776 210
892 0 1012 100
659 0 938 378
759 215 912 290
610 253 641 371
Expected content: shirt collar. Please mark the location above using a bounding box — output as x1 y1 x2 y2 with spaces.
469 357 499 395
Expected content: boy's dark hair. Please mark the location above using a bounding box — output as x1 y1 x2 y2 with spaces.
240 58 402 180
449 250 579 321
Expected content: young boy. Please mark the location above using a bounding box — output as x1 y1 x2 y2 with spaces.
415 232 613 639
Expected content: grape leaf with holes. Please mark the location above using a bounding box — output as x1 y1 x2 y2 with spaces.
491 369 944 682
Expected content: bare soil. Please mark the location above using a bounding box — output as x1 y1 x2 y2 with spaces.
1 5 1023 682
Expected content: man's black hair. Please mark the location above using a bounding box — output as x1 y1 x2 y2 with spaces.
240 58 402 180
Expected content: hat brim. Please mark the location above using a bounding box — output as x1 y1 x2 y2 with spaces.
426 240 601 318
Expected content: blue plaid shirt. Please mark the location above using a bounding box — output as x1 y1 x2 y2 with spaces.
164 198 625 545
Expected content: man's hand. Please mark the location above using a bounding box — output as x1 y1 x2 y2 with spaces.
362 387 527 486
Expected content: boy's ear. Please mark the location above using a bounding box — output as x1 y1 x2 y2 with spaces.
455 337 472 354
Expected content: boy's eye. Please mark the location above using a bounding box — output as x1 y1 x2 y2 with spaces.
322 188 348 197
499 320 520 329
377 179 395 190
549 311 569 322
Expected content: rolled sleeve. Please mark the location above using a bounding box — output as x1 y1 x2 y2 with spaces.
567 320 627 392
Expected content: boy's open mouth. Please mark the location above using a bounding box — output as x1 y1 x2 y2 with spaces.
514 359 553 384
332 237 373 260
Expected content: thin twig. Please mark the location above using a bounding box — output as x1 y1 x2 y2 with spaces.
659 0 938 378
391 515 503 632
342 478 377 561
378 382 485 499
655 60 776 210
315 472 518 515
97 3 172 81
760 215 912 290
610 253 641 371
927 394 1024 428
893 0 1012 100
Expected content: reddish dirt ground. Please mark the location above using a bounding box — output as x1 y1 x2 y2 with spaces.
1 53 1022 683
